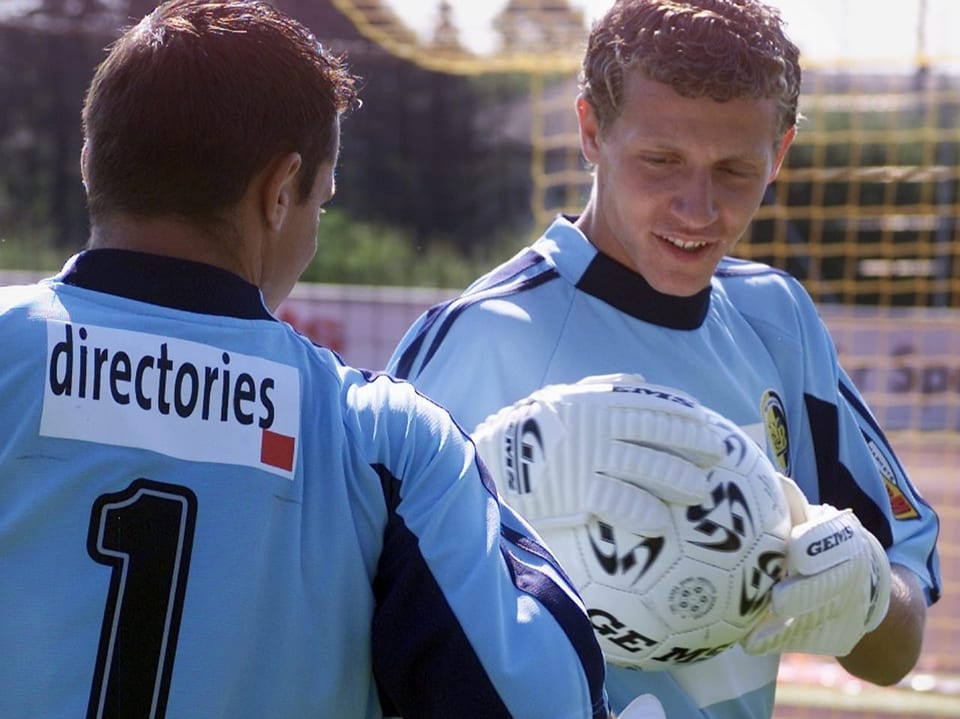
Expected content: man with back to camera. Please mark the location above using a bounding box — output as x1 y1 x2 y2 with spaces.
0 1 682 716
389 0 942 716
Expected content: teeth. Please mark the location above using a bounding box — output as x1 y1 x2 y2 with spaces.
661 234 707 250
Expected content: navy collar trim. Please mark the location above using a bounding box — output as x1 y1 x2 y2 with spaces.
56 249 274 320
576 251 711 330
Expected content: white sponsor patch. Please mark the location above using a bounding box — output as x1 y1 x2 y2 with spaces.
41 321 300 478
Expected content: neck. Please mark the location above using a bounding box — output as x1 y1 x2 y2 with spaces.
88 214 253 283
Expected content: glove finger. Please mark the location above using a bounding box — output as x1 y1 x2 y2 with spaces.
745 602 867 657
599 441 710 506
741 613 792 655
777 473 813 525
584 476 673 536
771 562 856 618
498 477 580 527
609 405 727 469
742 611 826 656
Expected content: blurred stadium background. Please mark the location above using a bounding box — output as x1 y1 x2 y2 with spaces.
0 1 957 716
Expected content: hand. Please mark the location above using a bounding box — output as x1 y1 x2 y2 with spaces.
741 474 892 657
615 694 666 719
471 373 727 535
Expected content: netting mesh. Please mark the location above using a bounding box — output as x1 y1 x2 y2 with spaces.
750 66 959 309
529 67 960 311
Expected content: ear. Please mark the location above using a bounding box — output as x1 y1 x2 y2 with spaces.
261 152 303 232
768 125 797 183
576 94 602 165
80 140 90 189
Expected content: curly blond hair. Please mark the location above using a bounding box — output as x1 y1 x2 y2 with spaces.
580 0 801 137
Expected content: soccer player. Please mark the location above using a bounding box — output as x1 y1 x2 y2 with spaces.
0 2 618 717
388 1 942 717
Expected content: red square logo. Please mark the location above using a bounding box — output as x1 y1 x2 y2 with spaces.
261 429 295 471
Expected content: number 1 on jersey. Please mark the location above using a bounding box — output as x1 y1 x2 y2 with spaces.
86 479 198 719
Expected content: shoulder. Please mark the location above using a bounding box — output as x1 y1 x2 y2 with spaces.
339 368 469 447
0 280 68 343
0 279 56 310
715 256 796 291
447 246 571 330
390 247 571 379
713 257 821 329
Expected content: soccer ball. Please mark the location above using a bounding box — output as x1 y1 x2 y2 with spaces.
536 411 792 669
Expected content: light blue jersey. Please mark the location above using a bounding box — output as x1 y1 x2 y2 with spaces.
389 216 942 719
0 249 609 719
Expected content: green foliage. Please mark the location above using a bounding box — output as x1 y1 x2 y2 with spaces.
304 208 526 289
0 233 72 273
0 209 529 290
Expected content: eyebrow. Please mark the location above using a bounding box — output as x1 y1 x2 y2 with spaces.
638 141 767 164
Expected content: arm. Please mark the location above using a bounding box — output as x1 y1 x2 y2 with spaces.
361 375 609 719
839 563 926 685
745 280 941 683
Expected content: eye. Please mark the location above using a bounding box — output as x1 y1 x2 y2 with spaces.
719 164 756 179
641 154 672 165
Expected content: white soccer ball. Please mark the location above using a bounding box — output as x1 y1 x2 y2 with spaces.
535 410 792 670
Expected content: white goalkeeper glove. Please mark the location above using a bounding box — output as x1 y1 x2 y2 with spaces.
471 373 727 535
741 474 892 657
616 694 666 719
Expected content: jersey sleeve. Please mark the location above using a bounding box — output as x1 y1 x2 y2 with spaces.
346 372 609 719
775 278 942 605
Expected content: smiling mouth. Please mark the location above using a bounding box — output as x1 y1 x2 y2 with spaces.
656 233 708 251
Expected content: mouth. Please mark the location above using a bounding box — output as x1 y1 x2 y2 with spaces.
655 233 708 251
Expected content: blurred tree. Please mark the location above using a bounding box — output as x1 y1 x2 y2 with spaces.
0 0 113 251
280 0 535 250
0 0 535 259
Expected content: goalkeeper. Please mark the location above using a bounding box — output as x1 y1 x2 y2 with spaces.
387 0 942 716
0 2 618 718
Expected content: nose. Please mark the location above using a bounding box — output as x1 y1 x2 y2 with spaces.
669 169 719 228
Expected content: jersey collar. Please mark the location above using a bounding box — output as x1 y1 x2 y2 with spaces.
55 249 274 320
577 250 711 330
547 216 712 330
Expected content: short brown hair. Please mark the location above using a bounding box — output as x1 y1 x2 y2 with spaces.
81 0 360 224
580 0 801 137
